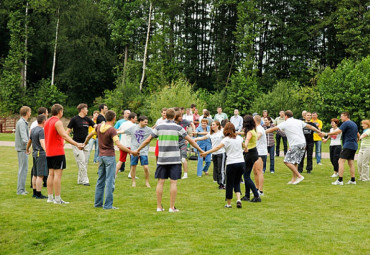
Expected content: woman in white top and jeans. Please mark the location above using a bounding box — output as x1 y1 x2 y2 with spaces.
195 120 226 189
201 123 244 208
323 118 342 177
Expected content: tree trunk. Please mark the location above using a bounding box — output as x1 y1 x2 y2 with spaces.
140 1 153 91
51 8 60 86
22 1 29 89
122 45 128 86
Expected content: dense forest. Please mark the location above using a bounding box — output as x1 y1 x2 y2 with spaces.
0 0 369 125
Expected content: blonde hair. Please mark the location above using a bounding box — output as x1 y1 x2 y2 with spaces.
362 120 370 128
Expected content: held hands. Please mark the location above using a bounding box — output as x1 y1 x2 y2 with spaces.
199 150 206 157
77 143 85 150
26 149 30 155
131 150 140 157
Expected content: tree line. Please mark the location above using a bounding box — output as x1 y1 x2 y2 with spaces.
0 0 368 125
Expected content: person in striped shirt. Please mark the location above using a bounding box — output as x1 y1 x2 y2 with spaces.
135 108 204 213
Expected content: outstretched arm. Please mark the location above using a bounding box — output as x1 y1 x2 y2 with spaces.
200 143 224 157
265 126 279 134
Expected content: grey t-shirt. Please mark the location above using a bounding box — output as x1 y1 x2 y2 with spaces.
30 126 45 157
125 125 152 155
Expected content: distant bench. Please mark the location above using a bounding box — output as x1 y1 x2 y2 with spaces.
0 117 18 133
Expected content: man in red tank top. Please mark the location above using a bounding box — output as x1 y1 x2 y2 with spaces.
44 104 84 204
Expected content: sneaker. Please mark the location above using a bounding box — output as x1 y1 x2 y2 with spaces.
128 175 139 179
270 171 275 174
224 204 232 208
249 197 262 202
157 207 165 212
104 206 119 210
47 199 55 203
287 181 293 185
17 191 28 195
169 207 179 213
317 163 322 165
258 190 264 196
32 194 37 198
346 180 356 185
54 199 70 204
241 196 249 201
36 194 47 199
332 180 343 185
236 200 242 208
331 173 339 178
181 175 188 179
83 183 90 186
293 176 305 185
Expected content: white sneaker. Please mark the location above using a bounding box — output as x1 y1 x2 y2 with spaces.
128 175 139 179
332 180 343 185
293 176 305 185
54 199 70 204
181 175 188 179
258 190 264 196
156 207 165 212
317 163 323 166
346 180 356 185
331 173 339 178
47 199 55 203
287 181 293 184
169 207 179 213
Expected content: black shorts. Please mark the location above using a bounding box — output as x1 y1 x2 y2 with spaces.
339 148 356 160
155 164 182 180
32 152 47 176
47 155 66 170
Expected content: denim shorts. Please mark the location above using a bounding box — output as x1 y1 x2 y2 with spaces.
130 155 149 166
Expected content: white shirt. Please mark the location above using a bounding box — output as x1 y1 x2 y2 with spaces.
155 118 166 126
277 118 306 146
330 128 342 146
230 115 243 131
30 120 38 131
119 121 135 147
205 130 225 154
221 136 244 165
256 125 267 155
183 114 193 123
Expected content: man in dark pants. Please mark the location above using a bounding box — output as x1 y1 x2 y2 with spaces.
274 111 288 156
298 112 316 174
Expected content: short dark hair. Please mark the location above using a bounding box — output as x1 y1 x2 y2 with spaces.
285 110 293 118
204 110 210 117
331 118 339 125
105 110 116 121
128 112 137 120
221 119 229 128
166 108 175 119
51 104 63 116
37 107 47 115
99 104 107 111
161 108 167 112
174 107 180 112
37 114 46 124
190 104 196 108
341 112 350 118
20 106 31 116
223 123 236 138
175 111 182 121
138 115 148 122
77 103 87 113
243 115 256 133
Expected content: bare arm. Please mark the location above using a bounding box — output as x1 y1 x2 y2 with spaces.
325 129 342 137
66 128 72 136
136 136 153 152
40 139 46 152
84 129 97 146
55 120 81 148
185 135 204 153
359 132 365 140
265 126 279 134
200 143 224 157
115 140 138 156
305 124 321 134
193 135 208 142
244 131 253 152
26 139 32 154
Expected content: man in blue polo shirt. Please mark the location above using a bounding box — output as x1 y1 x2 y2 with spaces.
323 112 360 185
135 108 204 213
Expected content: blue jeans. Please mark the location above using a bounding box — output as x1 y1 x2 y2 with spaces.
88 138 99 163
197 142 212 176
95 156 116 209
314 141 322 164
263 145 275 173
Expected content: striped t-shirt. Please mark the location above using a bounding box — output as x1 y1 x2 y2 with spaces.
151 120 187 165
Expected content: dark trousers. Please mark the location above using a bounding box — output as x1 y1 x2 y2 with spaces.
212 153 226 185
298 142 314 173
330 145 341 172
263 145 275 172
276 133 287 156
243 148 259 199
225 162 245 200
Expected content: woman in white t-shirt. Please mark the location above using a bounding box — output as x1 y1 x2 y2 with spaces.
323 118 342 177
195 121 226 189
201 123 244 209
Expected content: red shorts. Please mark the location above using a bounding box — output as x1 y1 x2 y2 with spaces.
155 140 159 157
119 147 130 162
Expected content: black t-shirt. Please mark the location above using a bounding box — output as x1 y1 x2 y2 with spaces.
30 126 45 157
303 122 316 143
67 115 95 143
96 114 106 125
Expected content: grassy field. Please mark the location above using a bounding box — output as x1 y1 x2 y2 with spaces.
0 146 368 254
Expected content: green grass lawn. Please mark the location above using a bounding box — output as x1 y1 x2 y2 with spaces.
0 133 15 141
0 146 368 254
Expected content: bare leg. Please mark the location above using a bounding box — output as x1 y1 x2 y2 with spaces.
284 162 302 182
253 158 264 190
236 192 241 201
32 175 37 189
348 160 355 177
53 169 63 196
156 179 165 209
143 165 150 187
169 179 177 209
131 165 137 187
338 158 346 177
226 198 231 205
183 160 188 174
47 169 54 195
36 176 43 192
115 161 123 176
